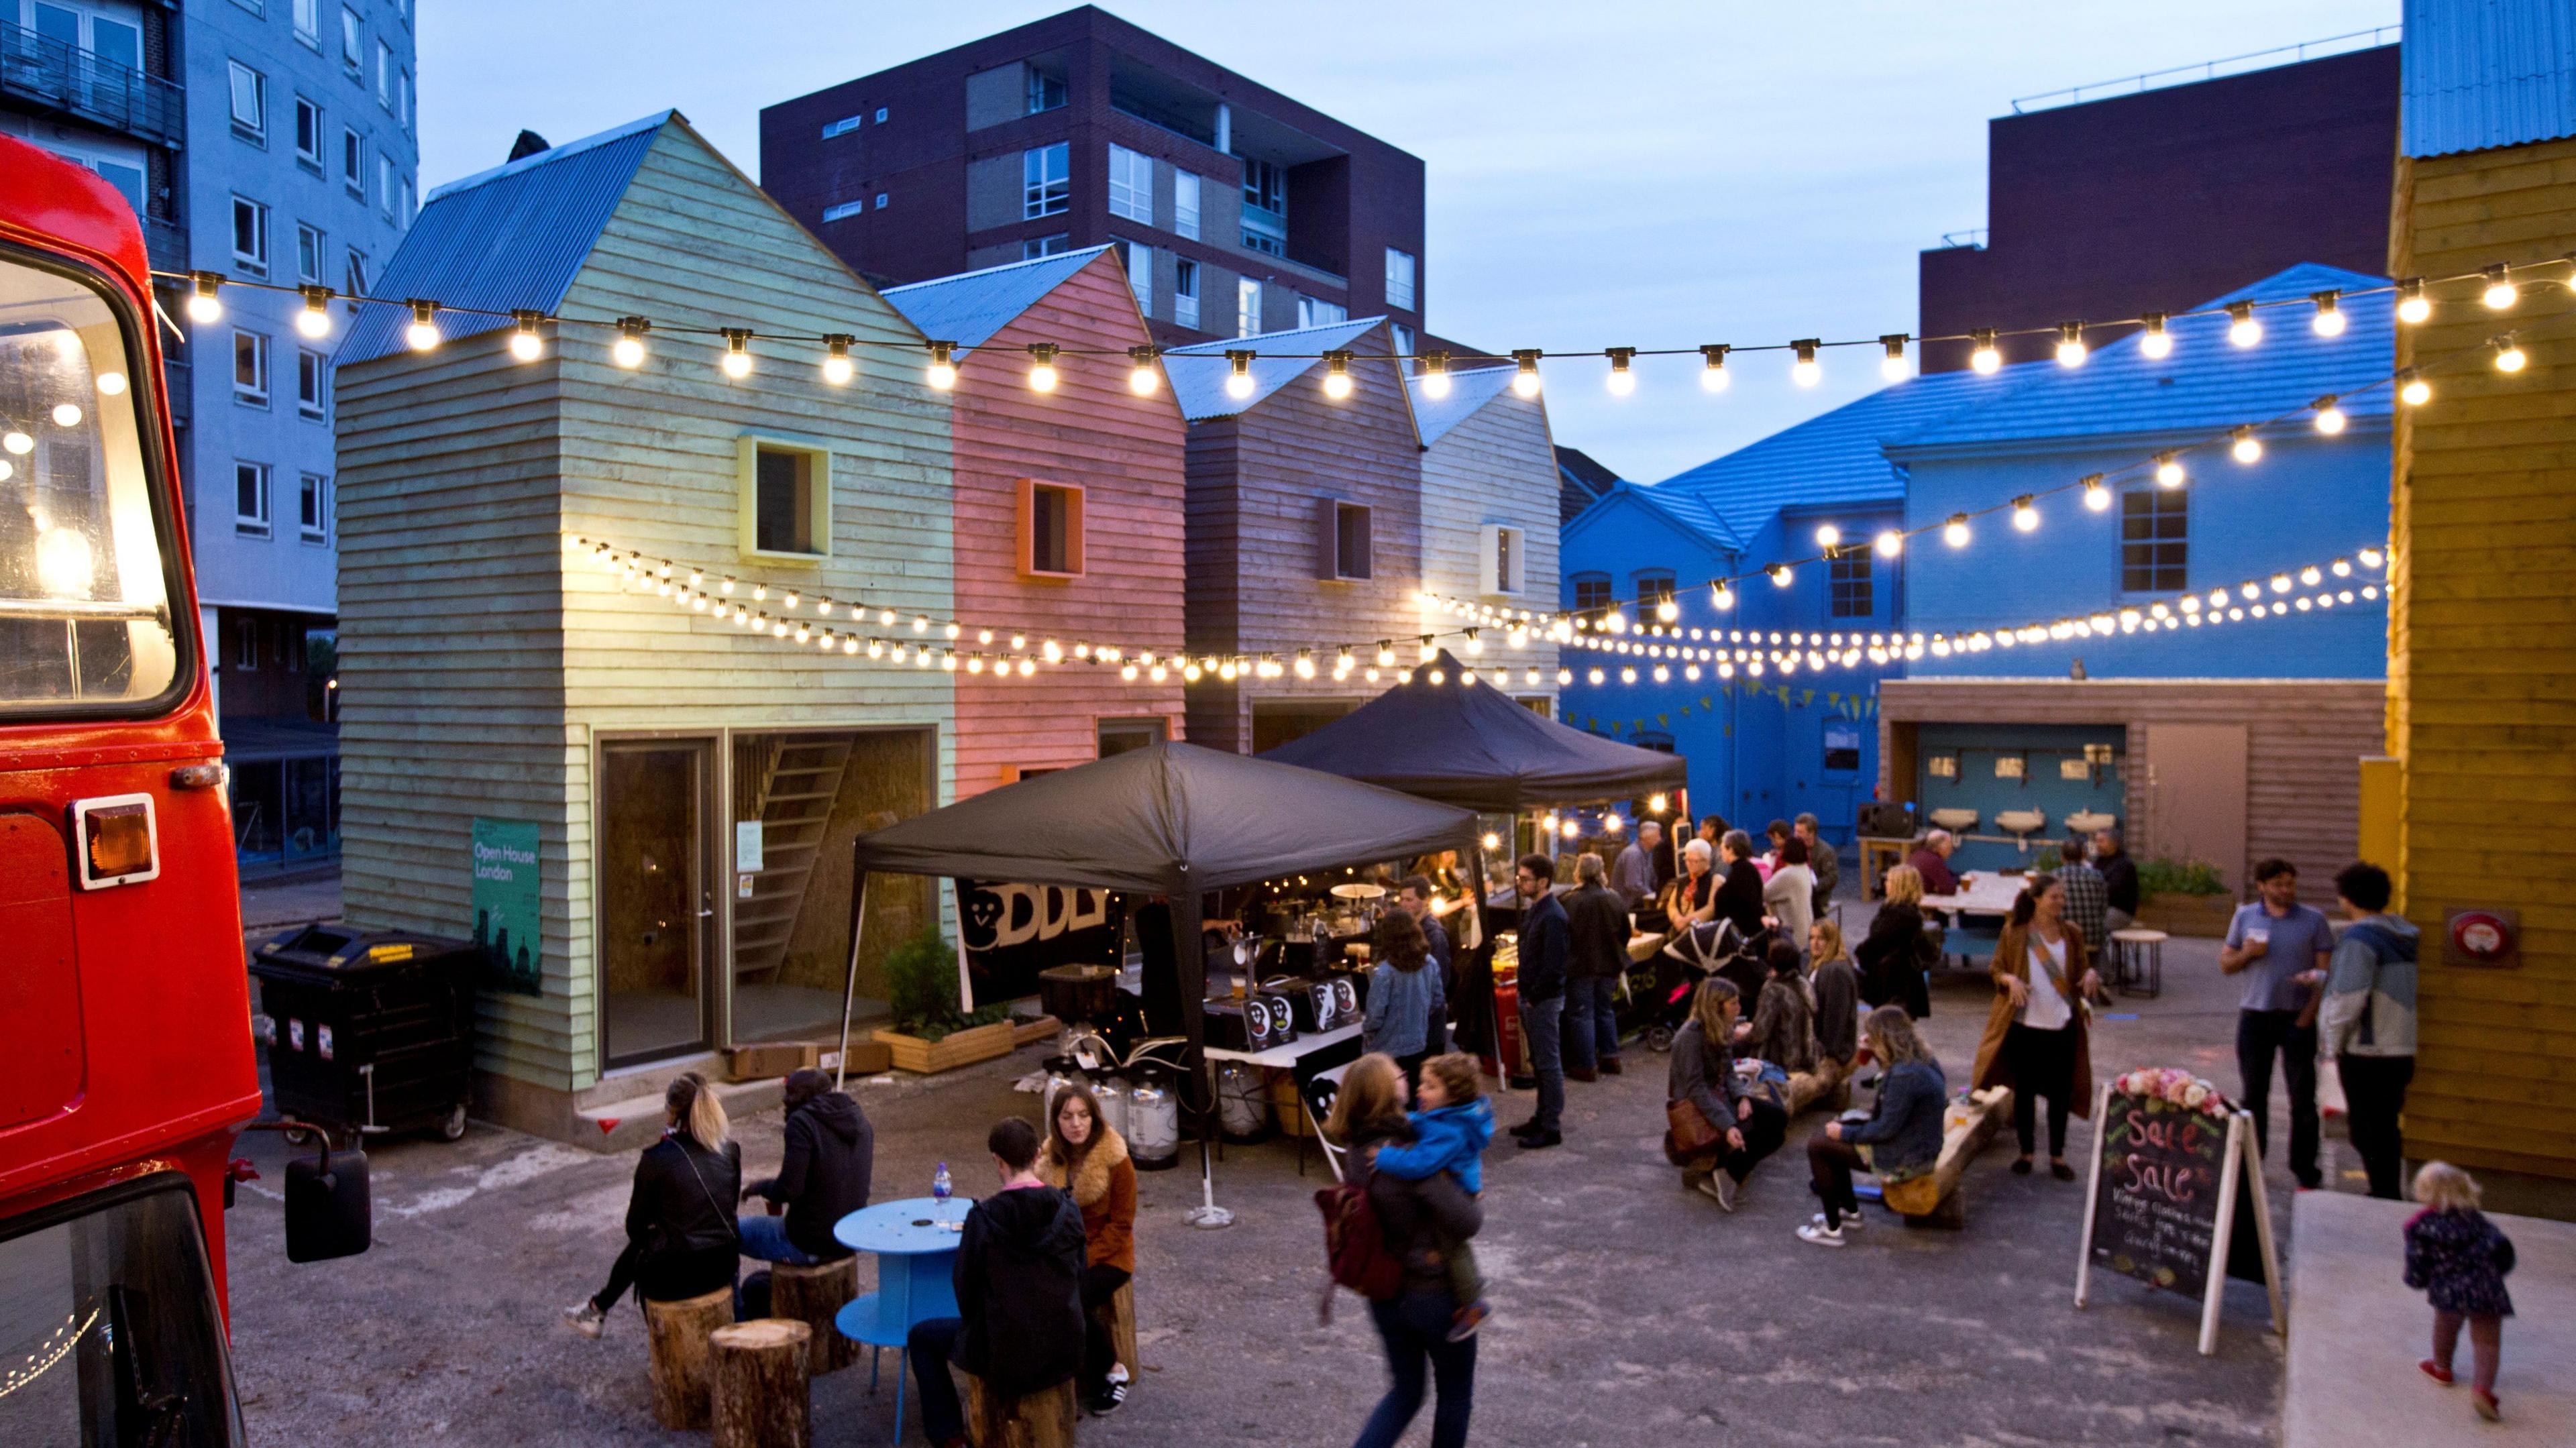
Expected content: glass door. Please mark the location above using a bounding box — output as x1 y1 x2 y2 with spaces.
600 739 715 1067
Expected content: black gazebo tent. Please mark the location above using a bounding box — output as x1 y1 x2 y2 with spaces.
1258 651 1689 811
835 741 1480 1073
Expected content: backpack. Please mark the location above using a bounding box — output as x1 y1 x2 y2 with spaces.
1314 1181 1404 1321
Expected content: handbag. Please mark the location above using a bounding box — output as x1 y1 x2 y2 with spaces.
1664 1099 1726 1162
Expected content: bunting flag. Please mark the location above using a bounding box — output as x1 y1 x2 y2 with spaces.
1701 695 1715 711
1801 689 1815 708
1657 712 1671 728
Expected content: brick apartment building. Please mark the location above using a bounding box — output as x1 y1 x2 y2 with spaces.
757 5 1428 353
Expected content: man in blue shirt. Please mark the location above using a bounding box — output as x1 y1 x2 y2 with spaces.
1510 853 1571 1149
2220 858 2339 1189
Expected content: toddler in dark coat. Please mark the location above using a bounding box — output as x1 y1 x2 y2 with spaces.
2403 1160 2516 1422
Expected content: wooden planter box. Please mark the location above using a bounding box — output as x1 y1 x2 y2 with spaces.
873 1021 1018 1075
2137 893 2237 938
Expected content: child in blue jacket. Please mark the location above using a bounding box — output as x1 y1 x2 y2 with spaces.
1370 1052 1494 1340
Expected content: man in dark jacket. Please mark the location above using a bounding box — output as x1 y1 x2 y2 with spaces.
739 1068 873 1265
2094 827 2140 930
908 1117 1087 1448
1511 853 1572 1148
1561 852 1631 1082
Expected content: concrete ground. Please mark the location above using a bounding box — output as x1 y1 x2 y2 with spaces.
239 867 343 960
2282 1190 2571 1445
223 920 2341 1446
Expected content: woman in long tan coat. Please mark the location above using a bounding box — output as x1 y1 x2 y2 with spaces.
1971 873 2100 1180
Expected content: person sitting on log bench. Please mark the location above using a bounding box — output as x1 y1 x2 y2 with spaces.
735 1068 871 1315
564 1072 743 1335
1797 1007 1946 1248
1036 1080 1138 1417
908 1117 1087 1448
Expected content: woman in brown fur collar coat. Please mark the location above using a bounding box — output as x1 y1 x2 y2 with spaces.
1971 873 2100 1180
1038 1082 1138 1415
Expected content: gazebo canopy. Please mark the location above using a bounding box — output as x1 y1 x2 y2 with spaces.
1259 651 1690 811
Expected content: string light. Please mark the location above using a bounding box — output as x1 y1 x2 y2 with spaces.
1699 344 1731 392
2231 425 2263 463
2492 334 2528 372
1512 349 1543 398
511 310 546 361
1791 338 1821 386
2398 368 2431 406
2226 302 2262 348
185 271 224 323
1969 329 2001 374
1122 345 1159 396
1420 349 1452 399
2481 264 2517 310
1225 349 1255 399
2055 321 2088 368
1874 528 1904 557
612 317 649 368
925 341 959 390
2155 452 2185 488
2396 278 2431 325
2139 312 2172 359
296 284 334 339
1768 563 1794 587
720 328 754 378
1711 581 1735 610
1943 514 1971 547
2011 496 2040 532
1604 347 1637 396
1880 334 1909 381
2312 395 2347 435
821 333 854 384
1321 349 1354 400
1815 524 1841 549
2082 474 2111 510
2311 290 2346 337
1027 343 1060 392
405 300 441 352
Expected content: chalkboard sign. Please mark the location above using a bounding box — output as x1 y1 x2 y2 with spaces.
954 879 1121 1009
2075 1074 2284 1355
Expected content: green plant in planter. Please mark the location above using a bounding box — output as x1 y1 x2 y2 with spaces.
881 927 1010 1042
2138 856 2228 898
2032 846 2064 873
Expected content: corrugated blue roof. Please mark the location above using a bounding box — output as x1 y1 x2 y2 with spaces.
2404 0 2576 157
880 246 1114 359
1648 368 1994 542
339 111 672 366
1580 479 1745 556
1405 365 1519 446
1166 318 1383 421
1892 262 2394 452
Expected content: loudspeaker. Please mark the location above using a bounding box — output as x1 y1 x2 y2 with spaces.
1857 801 1916 840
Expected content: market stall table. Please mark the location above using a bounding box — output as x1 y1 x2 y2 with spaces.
833 1196 971 1446
1922 872 2023 968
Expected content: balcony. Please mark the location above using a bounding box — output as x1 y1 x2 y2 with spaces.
0 19 186 149
144 217 189 276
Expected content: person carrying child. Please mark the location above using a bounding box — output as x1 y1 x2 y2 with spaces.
1366 1052 1495 1341
2404 1160 2516 1423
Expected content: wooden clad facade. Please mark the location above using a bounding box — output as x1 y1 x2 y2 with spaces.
2389 131 2576 1181
1876 679 2385 891
1183 325 1424 752
336 117 957 1136
1413 372 1562 709
938 252 1187 795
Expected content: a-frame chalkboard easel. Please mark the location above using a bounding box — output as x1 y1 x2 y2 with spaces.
2074 1080 2286 1355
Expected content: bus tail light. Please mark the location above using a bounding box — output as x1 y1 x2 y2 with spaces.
71 793 158 889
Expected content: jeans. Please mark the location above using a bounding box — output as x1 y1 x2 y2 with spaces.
1561 976 1621 1072
2004 1022 2078 1158
908 1317 967 1447
735 1213 822 1266
1080 1263 1131 1394
2338 1054 2414 1200
1350 1290 1477 1448
1808 1135 1867 1229
1518 993 1564 1132
2237 1009 2320 1184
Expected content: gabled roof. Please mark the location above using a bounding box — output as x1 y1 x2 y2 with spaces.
341 111 674 366
1555 445 1620 523
1891 262 2394 452
1648 367 1993 541
1165 317 1383 421
881 246 1115 359
1567 478 1743 557
1405 364 1519 446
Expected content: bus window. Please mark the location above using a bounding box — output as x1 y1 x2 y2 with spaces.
0 1176 244 1445
0 248 182 714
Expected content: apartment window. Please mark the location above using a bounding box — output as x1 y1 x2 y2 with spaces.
233 617 259 667
299 474 329 541
228 62 267 141
343 248 368 300
233 329 270 404
1097 718 1167 759
294 0 321 45
375 40 392 107
1236 278 1261 338
875 191 889 209
1020 480 1085 577
1480 525 1525 597
739 439 830 558
232 0 264 15
399 178 414 227
1391 323 1415 363
821 199 863 223
339 7 362 72
398 71 412 132
820 114 863 140
230 197 268 273
1026 65 1067 114
296 224 324 284
294 97 324 168
1635 572 1676 615
1240 158 1286 256
2121 488 2188 592
1570 573 1612 616
297 349 326 418
1828 549 1872 617
1108 144 1152 223
875 107 888 123
89 13 140 70
341 127 365 197
1297 297 1347 328
1022 234 1071 260
1318 500 1372 581
1173 171 1200 240
378 156 395 217
1118 241 1150 317
235 462 272 537
1385 248 1417 311
1173 259 1199 329
1022 143 1069 219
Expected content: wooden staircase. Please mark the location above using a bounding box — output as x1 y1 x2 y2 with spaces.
731 735 854 984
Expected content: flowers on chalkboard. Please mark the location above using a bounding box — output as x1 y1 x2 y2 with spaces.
2114 1066 2230 1117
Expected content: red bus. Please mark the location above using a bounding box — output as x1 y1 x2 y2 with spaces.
0 135 358 1443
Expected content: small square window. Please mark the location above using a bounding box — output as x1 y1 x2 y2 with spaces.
875 107 888 123
1571 574 1612 616
1026 66 1067 114
1097 718 1167 758
299 474 329 541
228 62 267 140
738 439 830 559
1318 499 1372 581
235 462 272 537
233 329 270 404
231 197 269 272
875 192 888 209
1635 573 1676 614
295 98 325 168
1020 480 1085 577
297 349 327 418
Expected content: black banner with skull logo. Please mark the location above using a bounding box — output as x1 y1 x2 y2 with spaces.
954 879 1124 1008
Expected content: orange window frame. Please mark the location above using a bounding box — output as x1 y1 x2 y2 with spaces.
1017 478 1086 579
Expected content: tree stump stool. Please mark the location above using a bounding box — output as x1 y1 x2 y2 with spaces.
1904 1085 2012 1231
964 1374 1078 1448
1107 1280 1138 1385
644 1286 735 1430
710 1319 812 1448
771 1257 859 1375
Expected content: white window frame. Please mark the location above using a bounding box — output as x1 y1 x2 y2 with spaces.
1108 144 1151 223
1119 241 1151 317
1385 247 1417 311
294 0 321 46
1391 323 1415 363
375 40 392 107
235 462 272 537
379 156 395 217
339 6 363 72
342 126 365 198
1022 234 1071 260
297 348 327 419
820 199 864 223
1479 524 1525 597
232 329 270 406
228 62 267 141
1173 170 1200 241
294 97 325 170
398 70 412 132
1297 297 1346 329
398 177 414 228
1236 277 1262 339
296 222 324 283
1173 258 1199 329
1022 142 1069 219
343 247 368 300
737 435 833 562
821 115 862 140
230 196 269 274
299 474 329 542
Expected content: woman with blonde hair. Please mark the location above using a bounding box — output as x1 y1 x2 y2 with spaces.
1971 873 2100 1180
1799 1007 1947 1246
565 1071 742 1335
1807 918 1863 1075
1332 1054 1482 1448
1666 977 1782 1211
1857 865 1933 1017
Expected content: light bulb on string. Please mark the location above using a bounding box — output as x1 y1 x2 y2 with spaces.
2011 496 2040 532
1942 514 1971 547
612 317 650 368
2226 302 2262 348
1225 349 1256 399
511 310 546 361
820 333 854 385
1125 345 1159 395
2310 290 2345 337
1419 349 1452 399
1320 349 1354 400
2139 313 2172 359
1790 338 1821 387
1874 528 1904 557
405 300 442 353
1710 581 1735 610
2312 396 2347 435
1880 334 1909 381
1768 563 1794 588
2395 278 2430 325
184 272 224 323
1699 344 1730 392
2482 264 2517 310
720 329 753 379
1814 523 1841 550
2397 368 2431 406
2231 425 2263 463
2492 335 2528 373
1511 349 1543 398
296 285 335 339
2155 452 2186 488
925 341 959 390
2082 474 2110 511
1027 343 1061 393
2055 321 2088 368
1969 329 2001 374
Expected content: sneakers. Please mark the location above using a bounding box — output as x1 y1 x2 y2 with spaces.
1795 1221 1846 1247
2471 1388 2501 1422
1811 1211 1864 1233
2419 1359 2454 1386
562 1301 605 1337
1087 1379 1128 1416
1695 1174 1735 1212
1445 1298 1491 1343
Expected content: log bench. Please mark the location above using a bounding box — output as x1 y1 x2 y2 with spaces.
710 1319 811 1448
1900 1084 2012 1230
644 1285 735 1429
964 1374 1079 1448
771 1257 859 1376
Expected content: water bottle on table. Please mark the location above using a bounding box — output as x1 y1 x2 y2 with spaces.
932 1162 952 1202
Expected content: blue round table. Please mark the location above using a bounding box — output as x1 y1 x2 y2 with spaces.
834 1196 971 1443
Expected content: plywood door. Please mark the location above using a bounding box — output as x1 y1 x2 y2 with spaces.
2145 724 2247 892
602 741 712 1066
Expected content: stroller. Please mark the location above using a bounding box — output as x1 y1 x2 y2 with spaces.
1627 918 1770 1052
